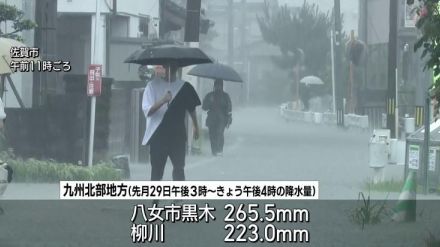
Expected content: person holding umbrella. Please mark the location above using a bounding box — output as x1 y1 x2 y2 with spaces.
187 63 242 156
299 76 325 111
126 44 212 182
141 64 201 181
202 79 232 156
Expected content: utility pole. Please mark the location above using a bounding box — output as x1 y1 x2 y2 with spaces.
360 0 368 113
387 0 398 138
226 0 236 104
422 91 430 194
227 0 234 67
88 0 102 167
334 0 344 127
331 30 336 113
184 0 202 154
240 0 247 105
159 0 165 39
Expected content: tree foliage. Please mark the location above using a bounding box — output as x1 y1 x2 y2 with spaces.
257 0 333 84
411 0 440 96
0 2 37 41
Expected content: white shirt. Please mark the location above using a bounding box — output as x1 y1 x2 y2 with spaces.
141 77 185 145
0 97 6 120
0 164 9 195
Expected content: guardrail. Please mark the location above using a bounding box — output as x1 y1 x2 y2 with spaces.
280 103 369 129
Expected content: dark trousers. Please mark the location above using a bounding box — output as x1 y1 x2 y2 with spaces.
149 137 186 181
208 124 226 155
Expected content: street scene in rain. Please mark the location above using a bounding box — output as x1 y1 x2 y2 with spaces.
0 0 440 246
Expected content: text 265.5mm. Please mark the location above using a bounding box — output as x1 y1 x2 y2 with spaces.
224 203 310 223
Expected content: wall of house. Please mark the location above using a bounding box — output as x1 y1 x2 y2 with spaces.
0 0 36 108
58 0 159 39
56 1 160 77
117 0 159 18
111 16 129 37
364 0 390 45
127 15 140 38
57 0 111 14
107 38 146 81
57 15 92 75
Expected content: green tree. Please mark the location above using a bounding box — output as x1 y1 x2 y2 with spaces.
0 2 37 41
257 1 333 87
411 1 439 91
410 0 440 118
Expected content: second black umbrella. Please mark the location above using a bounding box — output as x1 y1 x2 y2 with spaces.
188 63 243 82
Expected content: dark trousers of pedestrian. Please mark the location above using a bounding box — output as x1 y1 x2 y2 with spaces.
149 137 186 181
208 124 225 155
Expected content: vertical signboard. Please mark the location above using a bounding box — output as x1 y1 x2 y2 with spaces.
429 147 437 172
408 145 420 170
87 64 102 96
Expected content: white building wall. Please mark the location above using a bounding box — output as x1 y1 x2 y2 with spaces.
57 0 161 75
57 0 159 18
366 0 390 44
0 0 36 108
111 16 129 37
128 16 139 38
1 0 160 108
57 0 111 14
116 0 160 19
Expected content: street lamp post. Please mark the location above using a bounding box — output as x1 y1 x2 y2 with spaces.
334 0 344 127
331 30 336 113
422 90 430 194
387 0 398 138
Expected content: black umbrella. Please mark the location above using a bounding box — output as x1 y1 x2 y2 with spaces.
124 44 213 67
187 63 243 82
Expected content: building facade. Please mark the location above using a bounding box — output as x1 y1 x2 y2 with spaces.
358 0 431 126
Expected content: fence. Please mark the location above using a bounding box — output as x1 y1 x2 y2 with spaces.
281 103 421 131
360 105 420 130
361 106 386 129
5 76 148 164
280 103 368 129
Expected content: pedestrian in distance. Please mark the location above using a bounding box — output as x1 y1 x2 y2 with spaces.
202 79 232 156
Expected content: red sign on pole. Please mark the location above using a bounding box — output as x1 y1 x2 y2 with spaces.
87 64 102 96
